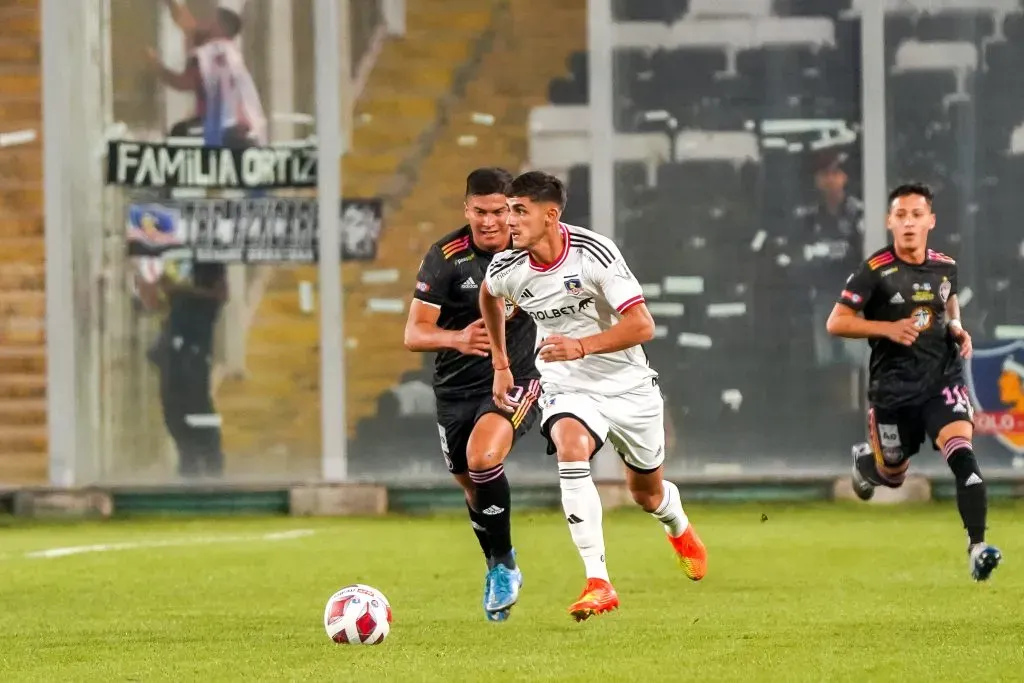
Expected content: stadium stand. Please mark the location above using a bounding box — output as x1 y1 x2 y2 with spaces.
0 2 45 484
341 0 588 480
6 0 1020 482
214 0 587 479
531 0 1024 468
216 0 503 476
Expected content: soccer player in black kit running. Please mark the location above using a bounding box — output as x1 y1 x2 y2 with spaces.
404 168 541 620
826 183 1001 581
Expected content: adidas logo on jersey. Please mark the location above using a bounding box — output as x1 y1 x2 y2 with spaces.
481 505 505 515
566 514 584 524
460 277 478 290
890 292 905 304
521 288 534 299
965 473 983 487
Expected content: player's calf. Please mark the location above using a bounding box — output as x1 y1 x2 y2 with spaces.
468 462 513 563
467 414 524 614
550 418 610 583
548 416 616 619
625 466 706 580
941 433 987 546
454 473 493 567
936 426 1002 581
467 415 516 568
875 457 910 488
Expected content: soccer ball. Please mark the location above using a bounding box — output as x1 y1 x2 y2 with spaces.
323 584 392 645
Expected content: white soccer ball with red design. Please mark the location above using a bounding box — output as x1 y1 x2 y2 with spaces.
323 584 392 645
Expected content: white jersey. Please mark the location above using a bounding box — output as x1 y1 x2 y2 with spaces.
194 39 267 145
484 223 657 396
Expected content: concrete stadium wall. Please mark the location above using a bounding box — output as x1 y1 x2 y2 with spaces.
3 475 1024 520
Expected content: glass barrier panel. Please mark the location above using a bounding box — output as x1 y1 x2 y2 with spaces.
606 1 865 476
885 1 1024 475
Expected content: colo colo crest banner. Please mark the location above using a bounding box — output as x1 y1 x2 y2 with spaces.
127 197 383 263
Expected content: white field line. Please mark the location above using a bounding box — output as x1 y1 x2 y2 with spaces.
14 528 315 560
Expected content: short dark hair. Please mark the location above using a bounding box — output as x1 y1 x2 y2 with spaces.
507 171 567 210
888 182 934 210
217 8 243 38
465 167 512 197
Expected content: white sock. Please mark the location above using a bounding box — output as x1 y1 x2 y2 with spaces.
653 480 689 538
558 461 609 582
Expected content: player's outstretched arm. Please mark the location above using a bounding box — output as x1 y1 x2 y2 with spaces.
826 304 918 346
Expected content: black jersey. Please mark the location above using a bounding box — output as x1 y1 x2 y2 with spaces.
839 246 963 409
413 226 539 401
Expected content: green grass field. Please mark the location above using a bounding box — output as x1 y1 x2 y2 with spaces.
1 502 1022 682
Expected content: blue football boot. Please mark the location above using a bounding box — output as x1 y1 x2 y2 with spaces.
480 564 511 621
484 550 523 615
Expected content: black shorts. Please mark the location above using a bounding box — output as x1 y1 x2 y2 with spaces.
868 381 974 467
435 379 542 475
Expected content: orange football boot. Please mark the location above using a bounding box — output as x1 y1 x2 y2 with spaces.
568 578 619 622
668 524 707 581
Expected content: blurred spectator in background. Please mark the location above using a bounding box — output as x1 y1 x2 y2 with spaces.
139 0 266 480
138 260 228 480
797 148 865 368
148 0 267 147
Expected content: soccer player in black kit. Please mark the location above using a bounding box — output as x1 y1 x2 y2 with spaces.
403 168 541 620
826 183 1001 581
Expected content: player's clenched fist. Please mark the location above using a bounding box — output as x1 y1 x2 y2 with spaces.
886 317 921 346
454 319 491 357
538 335 586 362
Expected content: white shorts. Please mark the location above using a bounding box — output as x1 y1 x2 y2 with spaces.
539 380 665 472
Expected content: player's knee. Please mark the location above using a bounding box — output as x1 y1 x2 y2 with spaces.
466 415 513 472
549 418 597 463
466 449 506 472
556 439 591 463
553 430 593 462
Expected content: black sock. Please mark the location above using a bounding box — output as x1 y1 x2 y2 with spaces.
469 464 515 569
945 442 987 546
465 499 493 568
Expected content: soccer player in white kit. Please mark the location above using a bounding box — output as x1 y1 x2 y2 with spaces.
479 171 708 621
